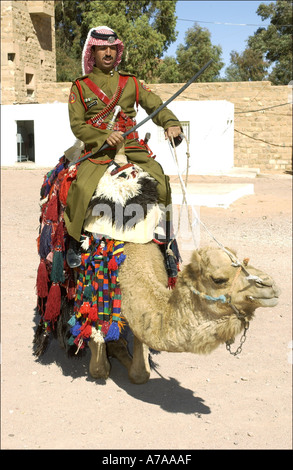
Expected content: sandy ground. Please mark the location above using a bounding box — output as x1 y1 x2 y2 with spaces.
0 167 292 451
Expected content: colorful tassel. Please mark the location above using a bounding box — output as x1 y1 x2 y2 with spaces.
52 221 65 251
104 321 120 342
36 259 49 298
83 285 93 301
70 321 81 337
39 223 52 259
68 315 76 327
46 194 59 222
116 253 126 266
108 256 118 271
100 320 110 336
88 305 98 322
79 321 92 339
44 282 61 325
168 276 177 289
59 166 77 206
50 249 65 283
69 237 127 351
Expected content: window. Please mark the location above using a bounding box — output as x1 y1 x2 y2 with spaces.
8 53 15 62
25 73 34 85
179 121 190 141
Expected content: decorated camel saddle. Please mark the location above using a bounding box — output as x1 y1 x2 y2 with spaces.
34 142 180 359
34 142 280 384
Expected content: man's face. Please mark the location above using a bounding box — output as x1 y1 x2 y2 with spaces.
91 45 117 72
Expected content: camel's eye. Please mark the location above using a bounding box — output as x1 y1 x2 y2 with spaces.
211 276 228 285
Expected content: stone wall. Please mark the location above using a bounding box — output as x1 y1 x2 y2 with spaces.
1 0 56 104
38 79 292 172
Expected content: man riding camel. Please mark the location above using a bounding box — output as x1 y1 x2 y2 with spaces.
64 26 182 271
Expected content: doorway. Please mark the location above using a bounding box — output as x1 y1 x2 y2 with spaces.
16 120 35 162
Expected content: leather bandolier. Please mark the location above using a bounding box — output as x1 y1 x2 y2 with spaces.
74 75 139 140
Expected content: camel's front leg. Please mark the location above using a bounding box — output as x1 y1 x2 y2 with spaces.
88 338 111 380
128 336 151 384
106 336 132 370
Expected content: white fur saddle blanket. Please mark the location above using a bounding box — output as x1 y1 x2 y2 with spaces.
84 162 163 243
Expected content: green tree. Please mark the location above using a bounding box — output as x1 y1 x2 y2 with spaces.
55 0 178 82
154 56 181 83
248 0 293 84
155 24 224 83
225 48 270 82
55 0 85 81
224 0 292 84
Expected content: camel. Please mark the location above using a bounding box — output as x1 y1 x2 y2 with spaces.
34 145 280 384
87 242 280 384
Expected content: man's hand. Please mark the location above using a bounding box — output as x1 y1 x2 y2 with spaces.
106 131 124 147
164 126 181 141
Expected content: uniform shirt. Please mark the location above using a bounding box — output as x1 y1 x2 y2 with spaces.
68 66 181 155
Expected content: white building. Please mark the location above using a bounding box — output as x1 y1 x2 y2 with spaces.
1 99 234 175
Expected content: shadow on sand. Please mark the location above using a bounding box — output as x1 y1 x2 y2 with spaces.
35 335 211 416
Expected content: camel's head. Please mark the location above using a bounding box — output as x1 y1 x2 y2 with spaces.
183 246 280 318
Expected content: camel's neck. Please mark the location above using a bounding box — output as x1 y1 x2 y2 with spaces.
119 243 247 355
121 276 244 354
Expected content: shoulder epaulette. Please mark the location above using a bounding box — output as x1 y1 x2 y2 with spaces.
118 70 136 77
73 74 89 84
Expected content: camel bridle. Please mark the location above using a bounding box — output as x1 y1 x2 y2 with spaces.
183 255 262 356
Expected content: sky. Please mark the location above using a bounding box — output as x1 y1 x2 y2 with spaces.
164 0 273 76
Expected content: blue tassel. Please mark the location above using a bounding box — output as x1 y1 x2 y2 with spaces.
68 315 76 327
39 224 52 258
67 336 75 346
117 253 126 266
70 322 81 337
104 322 120 342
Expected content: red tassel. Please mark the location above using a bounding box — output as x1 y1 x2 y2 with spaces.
52 220 65 250
79 321 92 339
88 305 98 322
79 302 91 316
36 259 49 298
100 321 110 336
59 167 77 206
168 277 177 289
108 256 118 271
46 194 59 222
44 283 61 325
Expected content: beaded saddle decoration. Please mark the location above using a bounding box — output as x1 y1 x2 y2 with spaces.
68 236 126 354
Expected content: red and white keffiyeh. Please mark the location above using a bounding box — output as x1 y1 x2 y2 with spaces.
82 26 124 75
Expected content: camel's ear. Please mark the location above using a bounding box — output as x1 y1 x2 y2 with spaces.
186 250 202 277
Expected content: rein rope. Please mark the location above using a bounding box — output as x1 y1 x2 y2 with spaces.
168 136 265 283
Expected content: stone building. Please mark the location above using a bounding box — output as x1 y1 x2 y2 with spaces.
1 0 56 104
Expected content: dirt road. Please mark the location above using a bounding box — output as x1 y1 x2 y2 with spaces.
1 168 292 450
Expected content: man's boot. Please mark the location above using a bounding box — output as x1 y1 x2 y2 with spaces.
66 237 82 268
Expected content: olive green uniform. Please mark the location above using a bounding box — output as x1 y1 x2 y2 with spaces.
64 66 181 241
